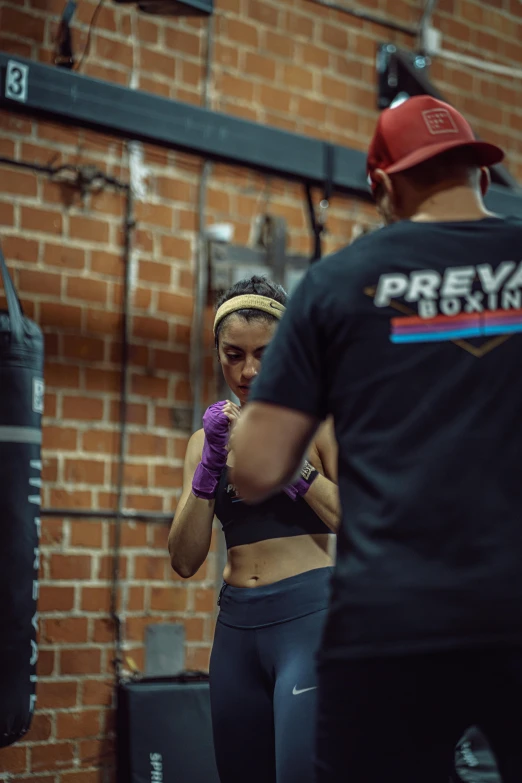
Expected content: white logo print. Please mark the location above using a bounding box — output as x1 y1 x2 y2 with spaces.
373 261 522 314
150 753 163 783
422 108 458 135
292 685 317 695
459 741 479 768
367 261 522 355
32 378 44 414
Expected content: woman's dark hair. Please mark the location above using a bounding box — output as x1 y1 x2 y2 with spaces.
214 275 288 349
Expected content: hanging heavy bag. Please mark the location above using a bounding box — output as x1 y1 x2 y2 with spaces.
0 242 44 749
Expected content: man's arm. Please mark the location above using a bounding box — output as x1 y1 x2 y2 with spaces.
231 402 319 503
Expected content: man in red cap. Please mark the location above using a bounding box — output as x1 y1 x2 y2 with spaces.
231 95 522 782
367 93 503 225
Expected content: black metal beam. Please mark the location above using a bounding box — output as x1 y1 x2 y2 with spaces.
0 52 368 199
1 51 522 216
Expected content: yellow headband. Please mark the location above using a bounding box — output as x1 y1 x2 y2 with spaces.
213 295 286 335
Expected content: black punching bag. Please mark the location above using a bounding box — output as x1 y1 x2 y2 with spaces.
0 243 43 748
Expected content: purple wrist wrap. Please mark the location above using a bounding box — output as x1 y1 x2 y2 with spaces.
283 462 319 502
283 477 311 502
192 401 230 500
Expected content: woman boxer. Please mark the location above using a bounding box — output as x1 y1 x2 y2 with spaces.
168 275 339 783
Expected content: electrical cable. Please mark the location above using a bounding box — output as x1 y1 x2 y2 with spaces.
0 156 126 190
75 0 106 72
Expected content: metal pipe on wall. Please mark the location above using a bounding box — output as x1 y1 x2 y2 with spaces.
189 12 231 614
306 0 417 36
419 0 439 54
191 12 216 434
41 507 172 523
110 180 135 681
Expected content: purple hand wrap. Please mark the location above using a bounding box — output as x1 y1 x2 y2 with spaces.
283 478 311 502
192 401 230 500
283 461 319 502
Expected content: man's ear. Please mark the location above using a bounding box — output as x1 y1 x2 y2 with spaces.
373 168 393 196
480 167 491 197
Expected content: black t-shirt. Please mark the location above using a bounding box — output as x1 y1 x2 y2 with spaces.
250 216 522 660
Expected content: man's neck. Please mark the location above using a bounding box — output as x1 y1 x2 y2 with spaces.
408 185 495 223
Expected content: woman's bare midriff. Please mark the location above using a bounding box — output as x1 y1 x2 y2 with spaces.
222 534 333 588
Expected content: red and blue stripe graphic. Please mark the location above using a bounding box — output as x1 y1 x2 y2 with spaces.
391 308 522 344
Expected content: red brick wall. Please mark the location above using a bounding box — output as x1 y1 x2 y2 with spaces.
0 0 521 780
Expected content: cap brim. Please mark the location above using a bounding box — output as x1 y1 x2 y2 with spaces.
384 139 505 175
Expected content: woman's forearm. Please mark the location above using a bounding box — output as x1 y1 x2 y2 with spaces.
302 474 340 533
168 493 215 578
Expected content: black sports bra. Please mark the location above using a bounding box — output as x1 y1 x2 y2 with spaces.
214 467 331 549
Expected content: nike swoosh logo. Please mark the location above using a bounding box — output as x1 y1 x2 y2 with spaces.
292 685 317 695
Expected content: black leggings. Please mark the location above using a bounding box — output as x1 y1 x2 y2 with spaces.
209 567 332 783
316 647 522 783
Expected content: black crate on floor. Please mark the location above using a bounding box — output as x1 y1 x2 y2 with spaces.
117 673 220 783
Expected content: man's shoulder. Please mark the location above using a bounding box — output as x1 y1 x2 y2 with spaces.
316 217 522 278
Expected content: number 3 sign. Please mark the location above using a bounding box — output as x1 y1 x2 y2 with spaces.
5 60 29 103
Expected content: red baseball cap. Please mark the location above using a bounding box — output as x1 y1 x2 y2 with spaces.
367 95 505 195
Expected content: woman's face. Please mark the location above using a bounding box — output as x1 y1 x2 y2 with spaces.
218 315 277 405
